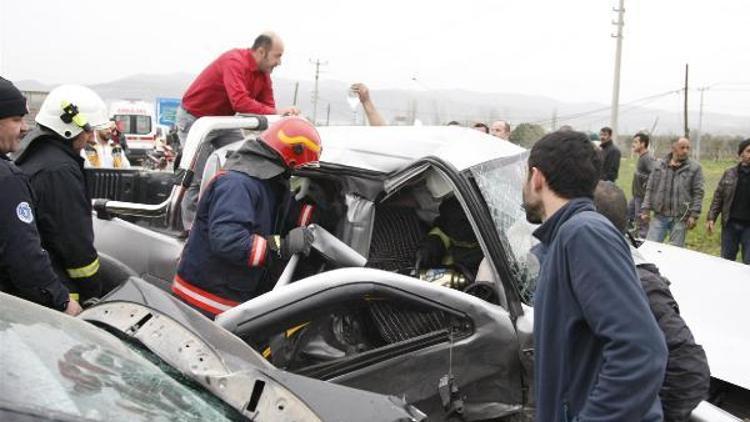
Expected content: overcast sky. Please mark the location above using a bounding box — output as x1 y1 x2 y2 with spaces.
1 0 748 116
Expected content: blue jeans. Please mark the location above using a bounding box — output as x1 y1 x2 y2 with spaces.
646 214 688 247
721 220 750 264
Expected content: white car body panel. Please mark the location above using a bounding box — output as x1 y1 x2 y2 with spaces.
316 125 525 172
638 240 750 390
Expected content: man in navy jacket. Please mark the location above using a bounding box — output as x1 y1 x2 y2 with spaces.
525 130 667 421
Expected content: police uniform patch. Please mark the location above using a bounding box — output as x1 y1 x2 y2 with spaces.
16 202 34 224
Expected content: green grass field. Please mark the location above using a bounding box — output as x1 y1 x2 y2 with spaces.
616 156 737 257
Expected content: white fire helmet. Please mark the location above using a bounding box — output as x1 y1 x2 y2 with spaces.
35 85 109 139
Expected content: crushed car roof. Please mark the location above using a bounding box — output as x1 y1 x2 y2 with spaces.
316 125 526 173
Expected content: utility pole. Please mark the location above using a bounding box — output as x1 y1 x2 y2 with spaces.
551 108 558 131
325 103 331 126
683 64 689 138
609 0 626 139
695 86 709 160
292 82 299 106
309 58 328 124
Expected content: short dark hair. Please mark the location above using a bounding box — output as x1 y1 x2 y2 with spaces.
600 127 613 136
473 122 489 133
738 138 750 156
634 132 650 148
252 34 273 51
528 131 603 199
594 181 628 233
447 121 461 126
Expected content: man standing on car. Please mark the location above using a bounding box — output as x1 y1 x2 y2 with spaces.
172 117 319 318
177 32 301 230
15 85 111 305
706 138 750 264
0 78 82 315
641 137 704 247
599 126 621 181
629 132 656 237
594 181 711 421
524 130 667 421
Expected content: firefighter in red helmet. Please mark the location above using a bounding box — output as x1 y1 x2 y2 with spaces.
172 117 321 318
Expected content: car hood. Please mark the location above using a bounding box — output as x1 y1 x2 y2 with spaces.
91 277 425 421
637 241 750 391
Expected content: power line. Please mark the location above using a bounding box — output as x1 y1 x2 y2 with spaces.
530 89 682 126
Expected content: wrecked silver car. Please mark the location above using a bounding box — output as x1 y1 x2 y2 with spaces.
88 116 745 421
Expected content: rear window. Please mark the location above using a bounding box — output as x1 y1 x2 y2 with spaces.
114 115 152 135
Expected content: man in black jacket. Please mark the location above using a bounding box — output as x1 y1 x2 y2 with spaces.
0 78 82 315
594 181 711 421
599 126 621 181
707 138 750 264
15 85 112 304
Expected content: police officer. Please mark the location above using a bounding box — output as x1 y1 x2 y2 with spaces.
172 116 320 318
15 85 111 304
0 77 81 315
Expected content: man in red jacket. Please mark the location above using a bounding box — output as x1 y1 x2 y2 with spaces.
177 32 300 229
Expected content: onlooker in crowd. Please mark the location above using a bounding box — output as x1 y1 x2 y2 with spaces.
641 137 705 247
707 138 750 264
599 126 621 181
524 130 666 422
177 32 300 230
472 122 489 134
558 124 574 132
172 117 319 318
16 85 111 305
0 77 82 315
628 132 656 237
595 181 711 421
82 121 130 169
446 121 461 126
350 83 386 126
490 120 511 140
110 118 129 155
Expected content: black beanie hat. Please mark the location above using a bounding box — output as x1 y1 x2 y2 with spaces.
0 77 28 119
739 138 750 156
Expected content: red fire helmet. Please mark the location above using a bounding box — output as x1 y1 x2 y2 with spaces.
259 117 322 169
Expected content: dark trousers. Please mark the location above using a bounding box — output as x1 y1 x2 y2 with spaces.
721 220 750 265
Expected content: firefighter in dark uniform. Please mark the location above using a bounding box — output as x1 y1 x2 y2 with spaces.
0 78 81 315
416 195 483 281
172 117 321 318
15 85 111 304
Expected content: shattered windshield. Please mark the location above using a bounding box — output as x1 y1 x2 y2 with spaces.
0 301 244 422
469 152 540 303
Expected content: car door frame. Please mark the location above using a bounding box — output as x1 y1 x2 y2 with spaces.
219 268 526 419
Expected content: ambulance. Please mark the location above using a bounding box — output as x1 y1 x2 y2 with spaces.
110 100 158 160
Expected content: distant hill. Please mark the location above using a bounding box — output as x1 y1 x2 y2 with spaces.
14 73 750 135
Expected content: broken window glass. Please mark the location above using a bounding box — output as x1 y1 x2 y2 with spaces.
469 152 540 303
